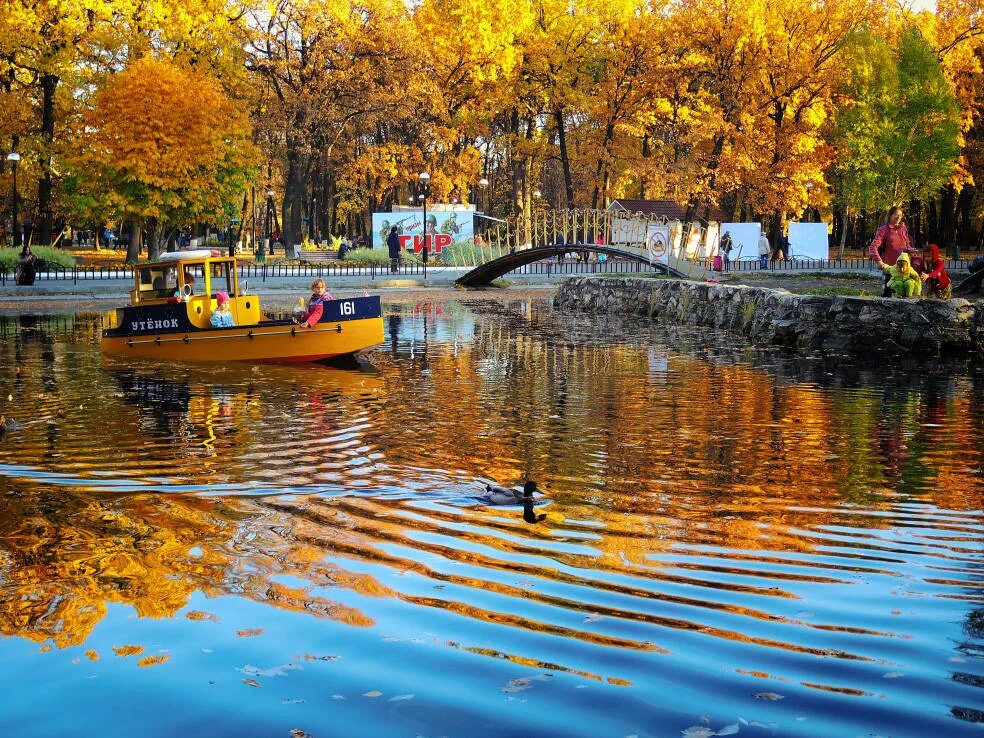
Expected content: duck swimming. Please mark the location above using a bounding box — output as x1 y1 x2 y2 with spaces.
483 480 540 505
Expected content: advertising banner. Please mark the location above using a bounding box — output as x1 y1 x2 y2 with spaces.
372 210 475 254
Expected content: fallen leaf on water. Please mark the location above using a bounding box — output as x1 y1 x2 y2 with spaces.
243 678 261 688
85 650 99 661
113 645 145 658
681 727 715 738
716 724 740 735
289 729 310 738
71 658 80 665
606 677 632 687
882 672 905 679
753 692 785 701
389 694 414 702
584 614 602 623
282 699 305 705
137 655 169 668
238 663 301 678
40 644 52 653
237 628 264 637
502 678 532 693
331 694 346 700
362 690 383 698
302 654 338 662
186 611 219 623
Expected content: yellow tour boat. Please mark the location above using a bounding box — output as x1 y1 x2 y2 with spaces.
101 252 384 362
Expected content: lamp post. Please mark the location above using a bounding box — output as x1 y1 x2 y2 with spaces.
228 216 240 258
259 189 273 263
418 171 430 269
312 196 318 243
804 181 814 222
7 151 20 252
478 177 489 213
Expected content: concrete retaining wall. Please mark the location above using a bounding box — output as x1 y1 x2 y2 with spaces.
554 278 984 355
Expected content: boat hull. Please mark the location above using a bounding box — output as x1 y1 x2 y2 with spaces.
101 296 384 363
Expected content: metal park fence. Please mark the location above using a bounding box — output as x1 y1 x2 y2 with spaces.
0 255 977 287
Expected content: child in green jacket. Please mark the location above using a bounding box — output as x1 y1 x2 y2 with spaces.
883 252 921 298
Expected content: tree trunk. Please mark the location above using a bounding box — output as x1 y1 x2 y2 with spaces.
956 184 974 257
591 121 616 210
282 143 306 250
838 207 848 259
554 107 575 209
125 221 141 264
37 73 58 247
147 218 161 262
939 185 957 258
509 109 524 230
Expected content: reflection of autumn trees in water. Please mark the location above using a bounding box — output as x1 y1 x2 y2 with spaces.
0 486 377 648
0 306 982 651
371 303 984 515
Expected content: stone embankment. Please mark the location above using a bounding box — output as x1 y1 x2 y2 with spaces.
555 278 984 355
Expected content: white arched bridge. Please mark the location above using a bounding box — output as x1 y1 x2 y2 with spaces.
442 208 714 286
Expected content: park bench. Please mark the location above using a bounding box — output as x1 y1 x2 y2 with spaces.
292 248 342 264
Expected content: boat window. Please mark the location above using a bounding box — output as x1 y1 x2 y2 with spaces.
137 265 178 299
210 262 235 296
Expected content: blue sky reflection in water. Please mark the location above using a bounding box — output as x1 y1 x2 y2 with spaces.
0 301 981 738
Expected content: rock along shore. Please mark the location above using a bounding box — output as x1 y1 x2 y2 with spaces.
555 277 984 355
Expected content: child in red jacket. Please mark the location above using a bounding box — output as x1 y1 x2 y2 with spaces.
298 279 334 327
921 244 951 299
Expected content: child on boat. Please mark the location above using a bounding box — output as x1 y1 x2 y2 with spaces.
210 291 235 327
298 279 333 328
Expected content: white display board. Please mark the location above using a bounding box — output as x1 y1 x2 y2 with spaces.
788 222 829 260
718 223 761 259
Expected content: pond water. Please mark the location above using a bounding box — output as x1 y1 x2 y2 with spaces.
0 299 982 738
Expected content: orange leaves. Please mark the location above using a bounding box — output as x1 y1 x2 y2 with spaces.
68 56 257 226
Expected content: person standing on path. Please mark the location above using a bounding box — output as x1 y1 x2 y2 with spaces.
870 206 913 297
758 230 770 270
720 231 733 272
387 226 401 273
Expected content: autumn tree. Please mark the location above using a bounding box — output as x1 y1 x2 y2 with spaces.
246 0 413 248
0 0 123 246
64 57 257 262
832 27 961 249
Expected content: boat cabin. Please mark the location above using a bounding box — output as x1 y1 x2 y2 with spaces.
125 254 262 329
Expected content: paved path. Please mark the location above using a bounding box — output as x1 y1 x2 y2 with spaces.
2 258 954 302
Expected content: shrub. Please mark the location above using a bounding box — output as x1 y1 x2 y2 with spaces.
343 248 420 266
438 241 507 266
0 246 76 271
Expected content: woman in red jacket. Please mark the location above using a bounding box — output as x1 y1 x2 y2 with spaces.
920 244 951 299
